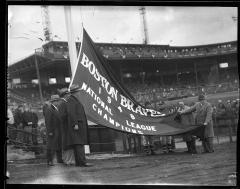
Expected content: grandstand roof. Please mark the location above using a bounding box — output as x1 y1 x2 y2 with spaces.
8 40 237 76
42 40 237 49
8 54 51 75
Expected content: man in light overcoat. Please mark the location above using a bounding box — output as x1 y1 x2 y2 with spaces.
179 94 214 153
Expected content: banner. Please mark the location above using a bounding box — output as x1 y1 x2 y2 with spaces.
70 28 203 136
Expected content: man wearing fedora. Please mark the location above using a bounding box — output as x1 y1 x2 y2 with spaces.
57 85 92 167
179 94 214 153
43 94 63 166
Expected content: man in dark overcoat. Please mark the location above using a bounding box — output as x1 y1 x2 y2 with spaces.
14 105 24 142
57 85 92 167
225 100 235 141
22 104 33 144
179 94 214 153
43 95 63 166
29 106 39 146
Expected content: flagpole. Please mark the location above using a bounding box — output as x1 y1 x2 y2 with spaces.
64 9 90 153
64 6 78 79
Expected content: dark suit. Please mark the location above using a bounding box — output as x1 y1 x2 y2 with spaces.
30 111 38 145
43 101 63 163
14 110 24 142
22 111 34 144
58 94 89 166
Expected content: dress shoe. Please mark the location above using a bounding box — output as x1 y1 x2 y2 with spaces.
202 150 214 153
150 150 156 155
47 161 54 166
191 150 198 154
76 163 93 167
83 163 93 167
57 160 64 164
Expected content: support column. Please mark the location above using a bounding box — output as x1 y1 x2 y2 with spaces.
122 133 128 153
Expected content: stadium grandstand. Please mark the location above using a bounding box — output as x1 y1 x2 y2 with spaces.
7 40 238 153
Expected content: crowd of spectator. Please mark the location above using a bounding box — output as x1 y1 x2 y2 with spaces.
124 79 239 106
98 42 237 59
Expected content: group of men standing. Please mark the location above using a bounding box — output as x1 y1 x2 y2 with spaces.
214 98 239 136
127 93 215 155
43 84 92 167
7 102 39 148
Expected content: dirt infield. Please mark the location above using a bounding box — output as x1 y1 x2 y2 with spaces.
6 142 236 185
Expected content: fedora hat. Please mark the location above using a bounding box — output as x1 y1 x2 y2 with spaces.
198 94 205 101
51 94 60 101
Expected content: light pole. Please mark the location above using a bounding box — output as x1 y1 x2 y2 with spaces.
111 38 117 43
127 38 133 44
194 62 199 95
34 48 44 104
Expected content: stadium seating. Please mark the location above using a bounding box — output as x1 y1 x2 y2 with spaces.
97 42 237 60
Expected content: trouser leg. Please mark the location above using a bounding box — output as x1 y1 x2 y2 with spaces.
23 127 27 143
133 136 137 153
127 136 132 153
122 134 128 153
190 138 197 153
73 145 86 166
32 128 38 145
171 136 176 149
167 136 174 152
47 149 54 163
56 149 63 163
137 136 142 152
206 137 214 152
186 141 191 152
202 137 214 153
162 136 168 153
202 139 208 153
148 136 155 155
17 125 23 143
24 127 32 144
12 125 17 141
226 120 233 143
8 124 14 141
233 118 237 134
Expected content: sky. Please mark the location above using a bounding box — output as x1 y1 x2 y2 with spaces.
8 6 237 65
